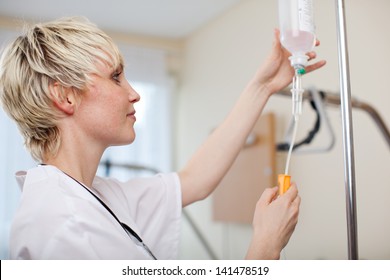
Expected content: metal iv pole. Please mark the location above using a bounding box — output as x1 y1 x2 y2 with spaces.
335 0 359 259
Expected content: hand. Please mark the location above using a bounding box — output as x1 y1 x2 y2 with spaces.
246 184 301 259
251 29 326 97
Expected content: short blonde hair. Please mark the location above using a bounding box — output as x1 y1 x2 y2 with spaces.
0 17 123 161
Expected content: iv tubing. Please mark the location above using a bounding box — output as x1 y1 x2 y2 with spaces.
284 71 303 175
284 116 299 175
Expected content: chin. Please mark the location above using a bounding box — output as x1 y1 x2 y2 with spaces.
123 135 136 145
109 137 134 147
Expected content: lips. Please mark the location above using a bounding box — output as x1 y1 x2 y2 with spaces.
127 111 136 121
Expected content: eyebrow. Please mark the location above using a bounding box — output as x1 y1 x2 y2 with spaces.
113 63 124 74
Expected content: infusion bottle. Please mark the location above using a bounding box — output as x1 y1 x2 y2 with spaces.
278 0 317 117
278 0 316 71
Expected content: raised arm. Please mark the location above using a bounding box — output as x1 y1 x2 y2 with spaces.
179 30 325 207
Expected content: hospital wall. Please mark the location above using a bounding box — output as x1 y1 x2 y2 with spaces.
176 0 390 259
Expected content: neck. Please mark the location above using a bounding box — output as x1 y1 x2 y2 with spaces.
44 133 105 188
45 155 101 188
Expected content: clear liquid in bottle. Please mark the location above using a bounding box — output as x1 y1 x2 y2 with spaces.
278 0 316 69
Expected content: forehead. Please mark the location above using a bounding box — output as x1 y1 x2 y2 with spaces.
95 60 121 74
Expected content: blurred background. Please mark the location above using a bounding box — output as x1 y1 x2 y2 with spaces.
0 0 389 259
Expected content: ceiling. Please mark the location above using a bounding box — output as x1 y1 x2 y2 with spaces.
0 0 243 39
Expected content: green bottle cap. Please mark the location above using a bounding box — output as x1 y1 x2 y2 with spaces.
297 68 306 75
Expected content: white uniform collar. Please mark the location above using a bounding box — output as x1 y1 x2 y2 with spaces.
15 170 27 191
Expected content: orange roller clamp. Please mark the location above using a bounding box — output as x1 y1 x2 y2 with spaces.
278 174 291 195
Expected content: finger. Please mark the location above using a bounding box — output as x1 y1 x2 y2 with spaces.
283 183 299 201
272 28 284 52
315 39 321 47
273 28 293 57
292 194 301 208
305 60 327 74
307 51 317 61
274 28 281 40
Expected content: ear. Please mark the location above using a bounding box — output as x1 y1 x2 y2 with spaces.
49 83 77 115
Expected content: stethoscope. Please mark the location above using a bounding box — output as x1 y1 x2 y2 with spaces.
40 164 157 260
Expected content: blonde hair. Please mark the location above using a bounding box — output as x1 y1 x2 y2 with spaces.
0 17 123 161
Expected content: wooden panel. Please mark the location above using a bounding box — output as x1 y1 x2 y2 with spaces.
212 113 275 224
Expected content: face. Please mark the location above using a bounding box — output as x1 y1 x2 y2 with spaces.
75 62 140 149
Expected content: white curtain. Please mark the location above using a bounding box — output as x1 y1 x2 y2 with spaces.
0 30 173 258
0 110 36 259
0 29 35 259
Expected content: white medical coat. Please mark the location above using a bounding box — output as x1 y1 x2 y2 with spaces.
10 165 182 260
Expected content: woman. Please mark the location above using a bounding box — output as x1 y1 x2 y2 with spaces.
0 17 325 259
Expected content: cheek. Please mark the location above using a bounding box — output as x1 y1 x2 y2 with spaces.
94 102 129 134
79 85 131 137
83 88 122 121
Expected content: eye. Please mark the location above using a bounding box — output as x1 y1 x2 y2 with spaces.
112 71 122 83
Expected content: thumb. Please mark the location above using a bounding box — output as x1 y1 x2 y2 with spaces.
259 186 279 206
273 28 281 45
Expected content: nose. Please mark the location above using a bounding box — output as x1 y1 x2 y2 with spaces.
130 87 140 103
126 81 140 103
